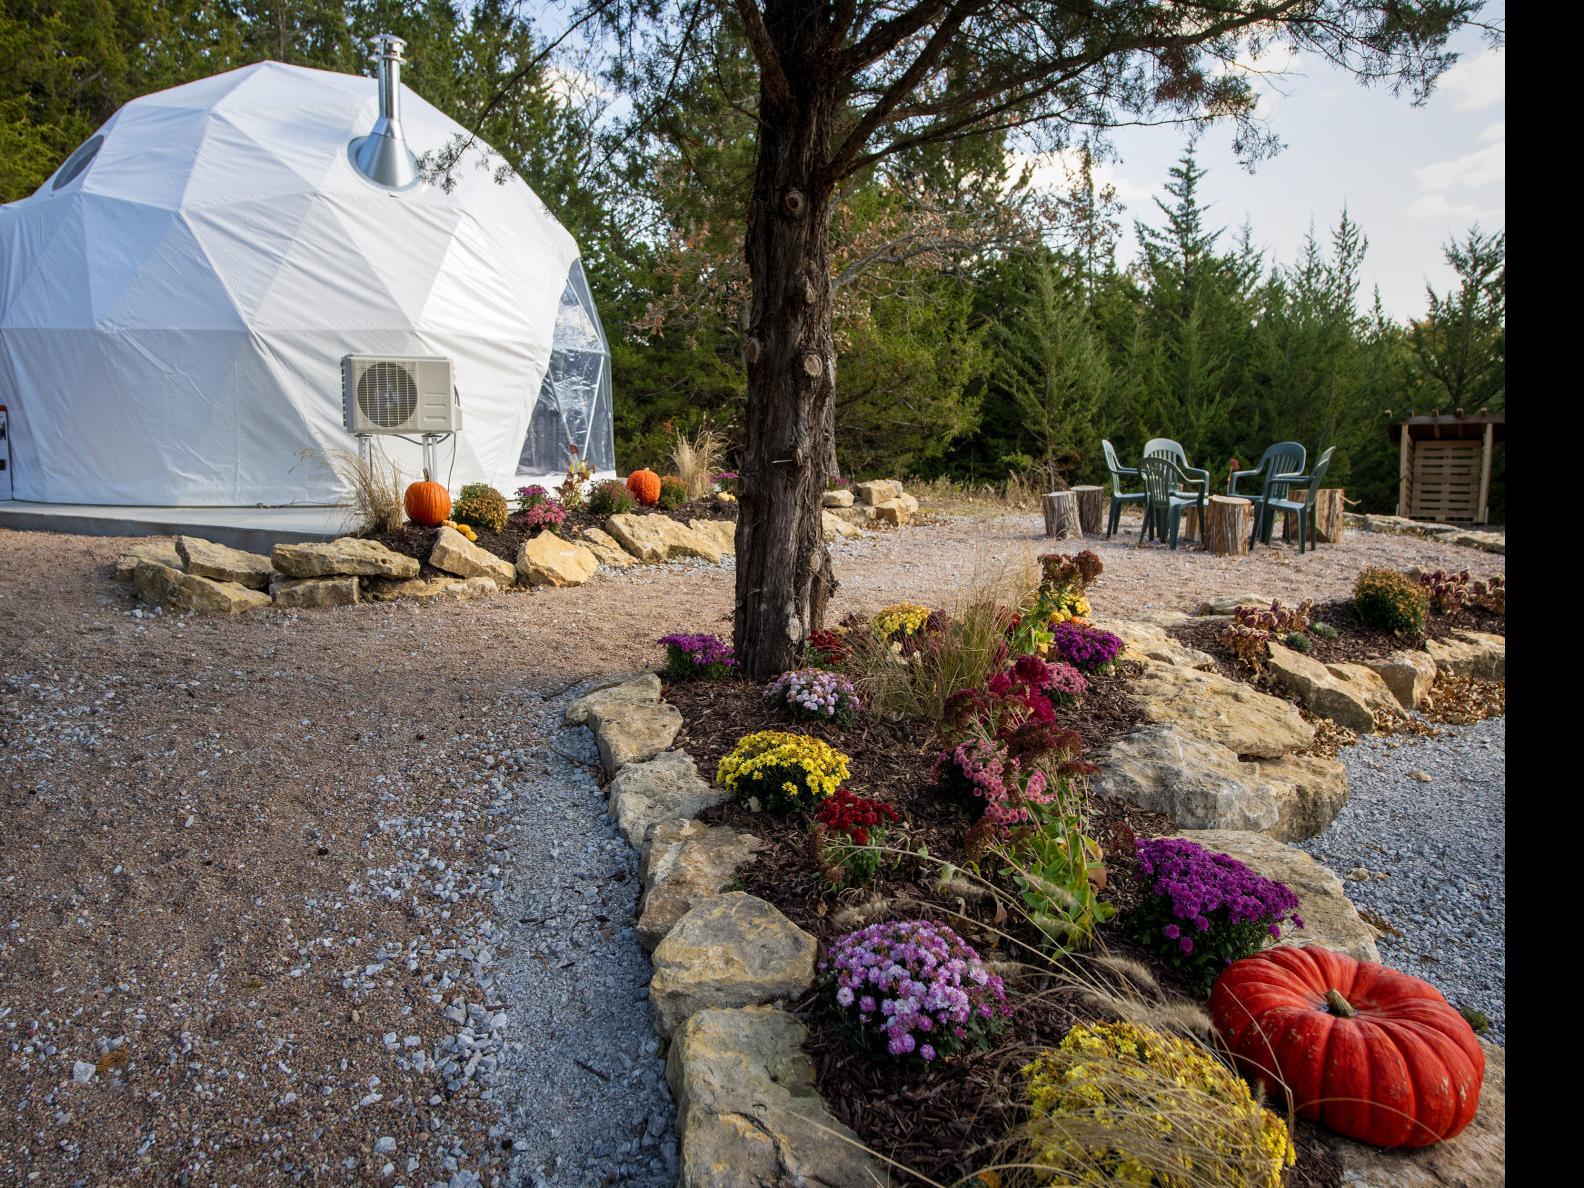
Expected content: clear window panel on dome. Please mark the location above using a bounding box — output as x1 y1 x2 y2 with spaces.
518 259 614 477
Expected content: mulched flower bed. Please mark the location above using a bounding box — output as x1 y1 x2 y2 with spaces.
373 496 736 568
668 674 1341 1186
1169 598 1504 685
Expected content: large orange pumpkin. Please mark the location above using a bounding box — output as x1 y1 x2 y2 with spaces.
1211 946 1483 1148
626 468 661 506
404 477 451 527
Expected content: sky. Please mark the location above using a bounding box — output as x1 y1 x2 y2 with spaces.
1020 13 1506 319
541 3 1504 321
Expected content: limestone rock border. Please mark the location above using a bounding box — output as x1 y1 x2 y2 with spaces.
569 673 886 1185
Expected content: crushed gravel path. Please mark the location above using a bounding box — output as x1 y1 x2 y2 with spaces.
1299 717 1507 1044
0 512 1504 1183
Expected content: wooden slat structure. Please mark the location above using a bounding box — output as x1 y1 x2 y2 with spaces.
1390 413 1504 524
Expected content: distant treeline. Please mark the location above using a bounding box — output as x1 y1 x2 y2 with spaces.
2 1 1506 516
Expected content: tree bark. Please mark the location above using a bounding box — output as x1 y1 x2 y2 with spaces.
1042 491 1082 540
1202 495 1252 556
1069 485 1105 535
733 8 840 679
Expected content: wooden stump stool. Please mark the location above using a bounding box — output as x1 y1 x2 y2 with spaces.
1202 495 1253 556
1042 490 1083 541
1069 485 1105 535
1315 488 1345 543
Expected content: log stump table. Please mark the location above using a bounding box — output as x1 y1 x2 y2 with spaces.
1202 495 1253 556
1041 490 1083 541
1069 485 1105 535
1314 488 1345 543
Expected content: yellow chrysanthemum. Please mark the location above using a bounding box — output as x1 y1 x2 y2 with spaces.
874 602 933 639
716 730 850 810
1021 1022 1294 1188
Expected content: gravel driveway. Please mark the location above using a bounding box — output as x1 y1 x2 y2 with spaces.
0 512 1504 1183
1299 717 1507 1043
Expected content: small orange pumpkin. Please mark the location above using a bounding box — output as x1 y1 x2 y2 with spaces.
626 468 662 506
405 475 451 527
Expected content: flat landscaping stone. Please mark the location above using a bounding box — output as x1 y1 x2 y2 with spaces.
1425 632 1505 681
1172 828 1380 962
515 533 599 587
607 750 728 849
566 672 662 726
590 700 683 777
606 513 721 564
270 575 359 608
1365 649 1439 709
427 526 516 588
1095 618 1214 670
821 489 854 508
580 526 636 568
271 536 419 579
114 539 183 581
667 1006 883 1188
638 819 762 951
687 518 736 557
361 576 494 602
1097 724 1282 834
1266 644 1399 733
176 536 274 589
133 561 272 613
649 893 817 1037
1132 659 1314 758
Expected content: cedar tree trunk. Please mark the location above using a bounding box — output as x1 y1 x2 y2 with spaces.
733 12 840 679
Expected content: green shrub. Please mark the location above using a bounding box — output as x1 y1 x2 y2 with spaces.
451 483 508 535
588 479 636 516
658 474 688 510
1353 568 1428 636
1309 621 1338 640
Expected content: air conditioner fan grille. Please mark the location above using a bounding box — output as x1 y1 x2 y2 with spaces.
356 361 419 428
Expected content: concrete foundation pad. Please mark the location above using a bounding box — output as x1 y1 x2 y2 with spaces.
0 500 349 552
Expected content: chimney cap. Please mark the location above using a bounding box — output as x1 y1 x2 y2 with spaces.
348 31 420 190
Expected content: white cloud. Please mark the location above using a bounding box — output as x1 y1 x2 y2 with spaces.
1011 148 1155 208
1407 193 1489 222
1438 48 1505 112
1414 140 1504 193
1479 121 1504 144
543 66 609 107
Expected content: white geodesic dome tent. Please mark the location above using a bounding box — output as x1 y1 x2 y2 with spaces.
0 56 614 506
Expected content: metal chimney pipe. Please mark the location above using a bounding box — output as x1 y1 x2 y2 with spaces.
349 34 420 190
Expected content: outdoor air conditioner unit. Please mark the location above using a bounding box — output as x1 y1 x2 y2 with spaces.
341 355 460 434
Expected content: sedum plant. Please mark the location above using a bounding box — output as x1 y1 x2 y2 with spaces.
1022 1021 1295 1187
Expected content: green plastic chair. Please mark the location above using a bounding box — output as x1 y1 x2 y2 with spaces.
1248 446 1335 554
1101 439 1146 538
1138 455 1202 549
1230 441 1306 544
1142 437 1208 524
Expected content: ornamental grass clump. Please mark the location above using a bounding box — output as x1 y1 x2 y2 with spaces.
1049 621 1124 674
716 730 850 812
764 668 861 726
821 920 1010 1060
1130 838 1303 993
1353 568 1428 636
1022 1021 1295 1187
658 633 737 681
